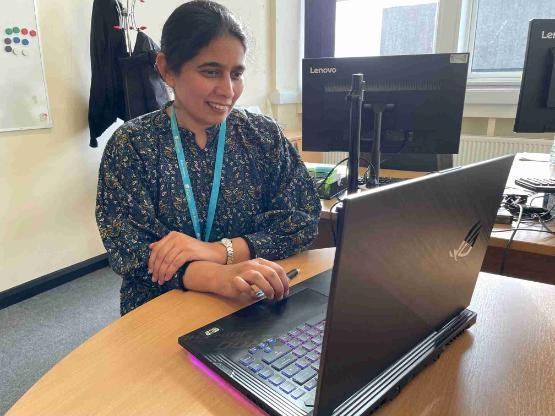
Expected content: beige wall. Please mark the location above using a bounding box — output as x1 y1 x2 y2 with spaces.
0 0 273 293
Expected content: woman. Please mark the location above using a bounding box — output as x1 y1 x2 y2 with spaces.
96 1 321 316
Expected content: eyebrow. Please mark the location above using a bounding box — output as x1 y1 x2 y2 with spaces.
197 62 246 71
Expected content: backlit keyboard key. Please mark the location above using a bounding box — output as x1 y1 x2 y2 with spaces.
305 351 319 362
293 368 317 385
304 378 318 391
272 354 296 371
280 381 296 394
292 347 307 357
295 358 311 369
239 355 254 366
288 329 300 337
302 341 317 351
287 339 302 348
261 344 291 364
269 374 285 386
297 324 311 333
305 328 319 337
310 361 320 371
258 368 274 379
248 362 264 372
282 363 301 378
291 389 305 399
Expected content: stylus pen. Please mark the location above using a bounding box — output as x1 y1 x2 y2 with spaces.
255 268 300 300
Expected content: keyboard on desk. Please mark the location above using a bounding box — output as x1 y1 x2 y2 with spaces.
233 314 326 407
515 177 555 193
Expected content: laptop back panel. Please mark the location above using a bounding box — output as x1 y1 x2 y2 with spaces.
314 155 513 415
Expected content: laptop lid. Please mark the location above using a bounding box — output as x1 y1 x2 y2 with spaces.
313 155 514 415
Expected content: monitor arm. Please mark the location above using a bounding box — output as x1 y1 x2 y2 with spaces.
346 74 365 194
365 103 394 187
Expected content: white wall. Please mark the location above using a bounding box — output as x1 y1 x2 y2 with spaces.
0 0 272 293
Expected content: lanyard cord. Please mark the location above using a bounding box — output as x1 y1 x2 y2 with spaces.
170 106 226 241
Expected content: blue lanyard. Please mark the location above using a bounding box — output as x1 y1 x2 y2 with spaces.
170 105 226 242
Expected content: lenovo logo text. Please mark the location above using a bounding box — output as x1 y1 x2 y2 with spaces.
309 67 337 74
541 31 555 39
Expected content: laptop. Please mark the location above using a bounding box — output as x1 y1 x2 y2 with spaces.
178 155 514 416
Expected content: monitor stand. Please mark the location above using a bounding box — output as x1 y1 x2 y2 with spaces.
364 103 394 188
345 73 365 194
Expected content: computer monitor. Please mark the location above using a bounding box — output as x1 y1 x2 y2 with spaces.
302 54 469 173
514 19 555 133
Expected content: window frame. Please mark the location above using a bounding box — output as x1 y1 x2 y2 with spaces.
461 0 522 87
298 0 523 113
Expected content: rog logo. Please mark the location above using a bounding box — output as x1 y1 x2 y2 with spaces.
204 327 220 336
449 221 481 261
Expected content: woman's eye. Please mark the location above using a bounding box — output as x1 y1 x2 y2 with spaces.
202 70 219 77
232 71 244 80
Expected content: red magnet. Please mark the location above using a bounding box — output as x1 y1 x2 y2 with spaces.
30 30 37 37
21 28 29 35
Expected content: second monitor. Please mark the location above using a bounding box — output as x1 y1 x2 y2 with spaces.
302 53 469 172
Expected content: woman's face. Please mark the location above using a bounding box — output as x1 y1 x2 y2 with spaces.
163 35 246 131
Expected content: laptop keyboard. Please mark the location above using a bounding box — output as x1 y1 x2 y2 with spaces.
233 314 326 406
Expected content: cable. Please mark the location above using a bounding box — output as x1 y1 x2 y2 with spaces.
316 158 348 192
329 200 343 246
316 157 372 191
491 228 555 235
499 204 524 276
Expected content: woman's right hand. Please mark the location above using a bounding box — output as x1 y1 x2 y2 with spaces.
185 258 289 301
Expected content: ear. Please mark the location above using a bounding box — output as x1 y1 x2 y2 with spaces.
156 53 176 88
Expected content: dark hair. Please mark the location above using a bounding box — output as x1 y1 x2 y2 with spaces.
161 1 247 74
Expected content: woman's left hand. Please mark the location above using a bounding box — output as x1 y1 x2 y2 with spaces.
148 231 225 285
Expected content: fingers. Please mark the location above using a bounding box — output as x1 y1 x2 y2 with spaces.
156 247 188 284
230 275 257 298
255 258 289 297
236 260 285 300
241 269 276 300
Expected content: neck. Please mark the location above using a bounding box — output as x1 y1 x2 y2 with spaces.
169 105 209 149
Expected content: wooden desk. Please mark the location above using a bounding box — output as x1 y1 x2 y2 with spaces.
8 248 555 416
482 153 555 282
314 155 555 284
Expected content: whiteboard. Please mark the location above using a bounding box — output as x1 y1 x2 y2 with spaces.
0 0 51 132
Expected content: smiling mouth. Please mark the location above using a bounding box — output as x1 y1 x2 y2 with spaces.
207 102 230 112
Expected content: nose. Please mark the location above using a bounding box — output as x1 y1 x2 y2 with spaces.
215 74 234 99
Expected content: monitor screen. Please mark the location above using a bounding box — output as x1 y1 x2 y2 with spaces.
514 19 555 133
302 54 469 155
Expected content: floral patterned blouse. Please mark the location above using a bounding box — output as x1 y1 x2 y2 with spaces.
96 102 321 315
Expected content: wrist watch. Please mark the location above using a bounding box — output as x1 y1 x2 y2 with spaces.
219 238 234 265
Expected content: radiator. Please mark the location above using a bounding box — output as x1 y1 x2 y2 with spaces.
453 135 552 166
322 135 553 167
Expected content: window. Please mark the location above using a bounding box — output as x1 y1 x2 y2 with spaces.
464 0 555 83
307 0 555 85
335 0 438 57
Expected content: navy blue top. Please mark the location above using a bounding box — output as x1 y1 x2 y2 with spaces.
96 102 321 315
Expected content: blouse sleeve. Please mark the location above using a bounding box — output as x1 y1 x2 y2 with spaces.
95 128 186 292
242 124 321 260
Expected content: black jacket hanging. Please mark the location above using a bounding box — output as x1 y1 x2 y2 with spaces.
119 32 170 121
88 0 128 148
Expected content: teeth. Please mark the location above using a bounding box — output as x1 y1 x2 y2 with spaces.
209 103 227 111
